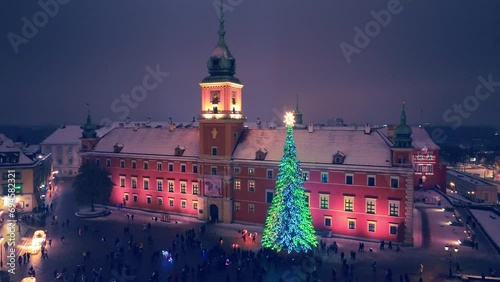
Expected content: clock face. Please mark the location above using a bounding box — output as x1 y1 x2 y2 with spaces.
422 146 428 152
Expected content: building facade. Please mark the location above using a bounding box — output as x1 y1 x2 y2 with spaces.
447 169 498 204
76 11 454 245
41 125 82 177
0 134 52 213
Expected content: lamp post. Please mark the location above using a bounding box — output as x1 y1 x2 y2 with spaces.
445 245 458 277
0 237 4 268
450 182 455 194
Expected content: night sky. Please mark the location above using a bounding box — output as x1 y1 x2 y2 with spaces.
1 1 499 127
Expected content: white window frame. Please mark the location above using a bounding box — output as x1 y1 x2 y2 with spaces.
304 192 311 207
146 195 152 204
234 179 241 190
389 200 400 217
180 181 187 194
181 163 186 172
158 197 163 206
248 203 255 213
365 198 376 214
157 162 162 171
345 173 354 185
302 171 309 181
321 172 328 183
211 146 218 156
168 180 175 192
248 168 255 175
143 178 150 190
234 201 240 211
248 180 255 192
367 175 376 186
132 194 138 202
169 198 174 207
390 176 399 188
192 182 199 195
266 169 273 179
344 196 354 212
368 221 376 233
181 199 187 208
157 179 163 191
234 167 241 174
348 218 356 230
168 163 174 172
131 177 137 189
389 223 398 235
265 189 274 203
324 216 332 227
131 160 137 169
319 194 329 209
211 166 217 175
192 201 198 210
120 159 125 168
119 176 126 188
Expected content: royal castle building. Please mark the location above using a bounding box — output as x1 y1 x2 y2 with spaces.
80 11 444 245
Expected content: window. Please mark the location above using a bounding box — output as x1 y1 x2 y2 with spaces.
348 219 356 230
57 159 62 165
368 221 376 232
69 159 74 165
344 196 354 212
320 194 329 209
302 171 309 181
345 174 353 185
180 182 187 193
427 165 433 173
234 180 241 190
390 177 399 188
106 159 111 167
143 178 149 190
427 152 433 160
169 198 174 207
234 202 240 211
417 151 423 160
324 216 332 227
119 176 125 188
133 194 138 202
143 161 149 170
181 164 186 172
157 162 162 171
157 179 163 191
193 165 198 174
168 180 174 193
321 172 328 183
131 161 136 169
131 177 137 189
124 193 129 201
304 192 310 207
68 170 73 175
366 199 376 214
192 183 199 195
267 169 273 179
146 195 152 204
248 180 255 192
367 175 375 186
266 190 274 203
158 197 163 206
389 224 398 235
211 147 218 156
120 160 125 168
248 203 255 213
211 166 217 175
181 199 186 208
168 163 174 172
417 164 423 173
234 167 240 174
193 201 198 210
248 168 255 175
389 201 400 216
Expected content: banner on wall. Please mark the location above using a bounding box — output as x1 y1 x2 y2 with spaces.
204 175 222 197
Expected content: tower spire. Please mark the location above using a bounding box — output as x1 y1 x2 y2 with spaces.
296 94 300 112
293 94 303 125
400 99 407 125
217 0 226 47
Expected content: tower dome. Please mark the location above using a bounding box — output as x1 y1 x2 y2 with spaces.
202 4 240 84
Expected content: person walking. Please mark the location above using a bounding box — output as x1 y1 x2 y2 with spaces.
420 263 424 275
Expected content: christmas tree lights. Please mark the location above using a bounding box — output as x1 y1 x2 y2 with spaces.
261 112 318 253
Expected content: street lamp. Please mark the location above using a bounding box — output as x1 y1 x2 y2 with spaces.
0 237 4 268
444 244 458 277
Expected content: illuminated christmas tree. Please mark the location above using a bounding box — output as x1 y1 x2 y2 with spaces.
261 112 318 253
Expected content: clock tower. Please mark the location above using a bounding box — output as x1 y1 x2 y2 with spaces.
199 4 245 159
198 3 245 224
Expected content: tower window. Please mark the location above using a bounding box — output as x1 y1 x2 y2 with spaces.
211 147 218 156
212 59 220 67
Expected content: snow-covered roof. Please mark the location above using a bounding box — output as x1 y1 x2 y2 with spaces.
469 209 500 249
93 127 199 157
233 128 392 167
41 125 82 145
96 121 198 137
447 169 496 187
411 127 440 150
0 134 35 165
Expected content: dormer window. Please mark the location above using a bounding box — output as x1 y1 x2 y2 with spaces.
332 151 346 164
255 148 268 160
113 143 124 153
174 145 186 156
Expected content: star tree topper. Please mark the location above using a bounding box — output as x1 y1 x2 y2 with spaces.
284 112 295 126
